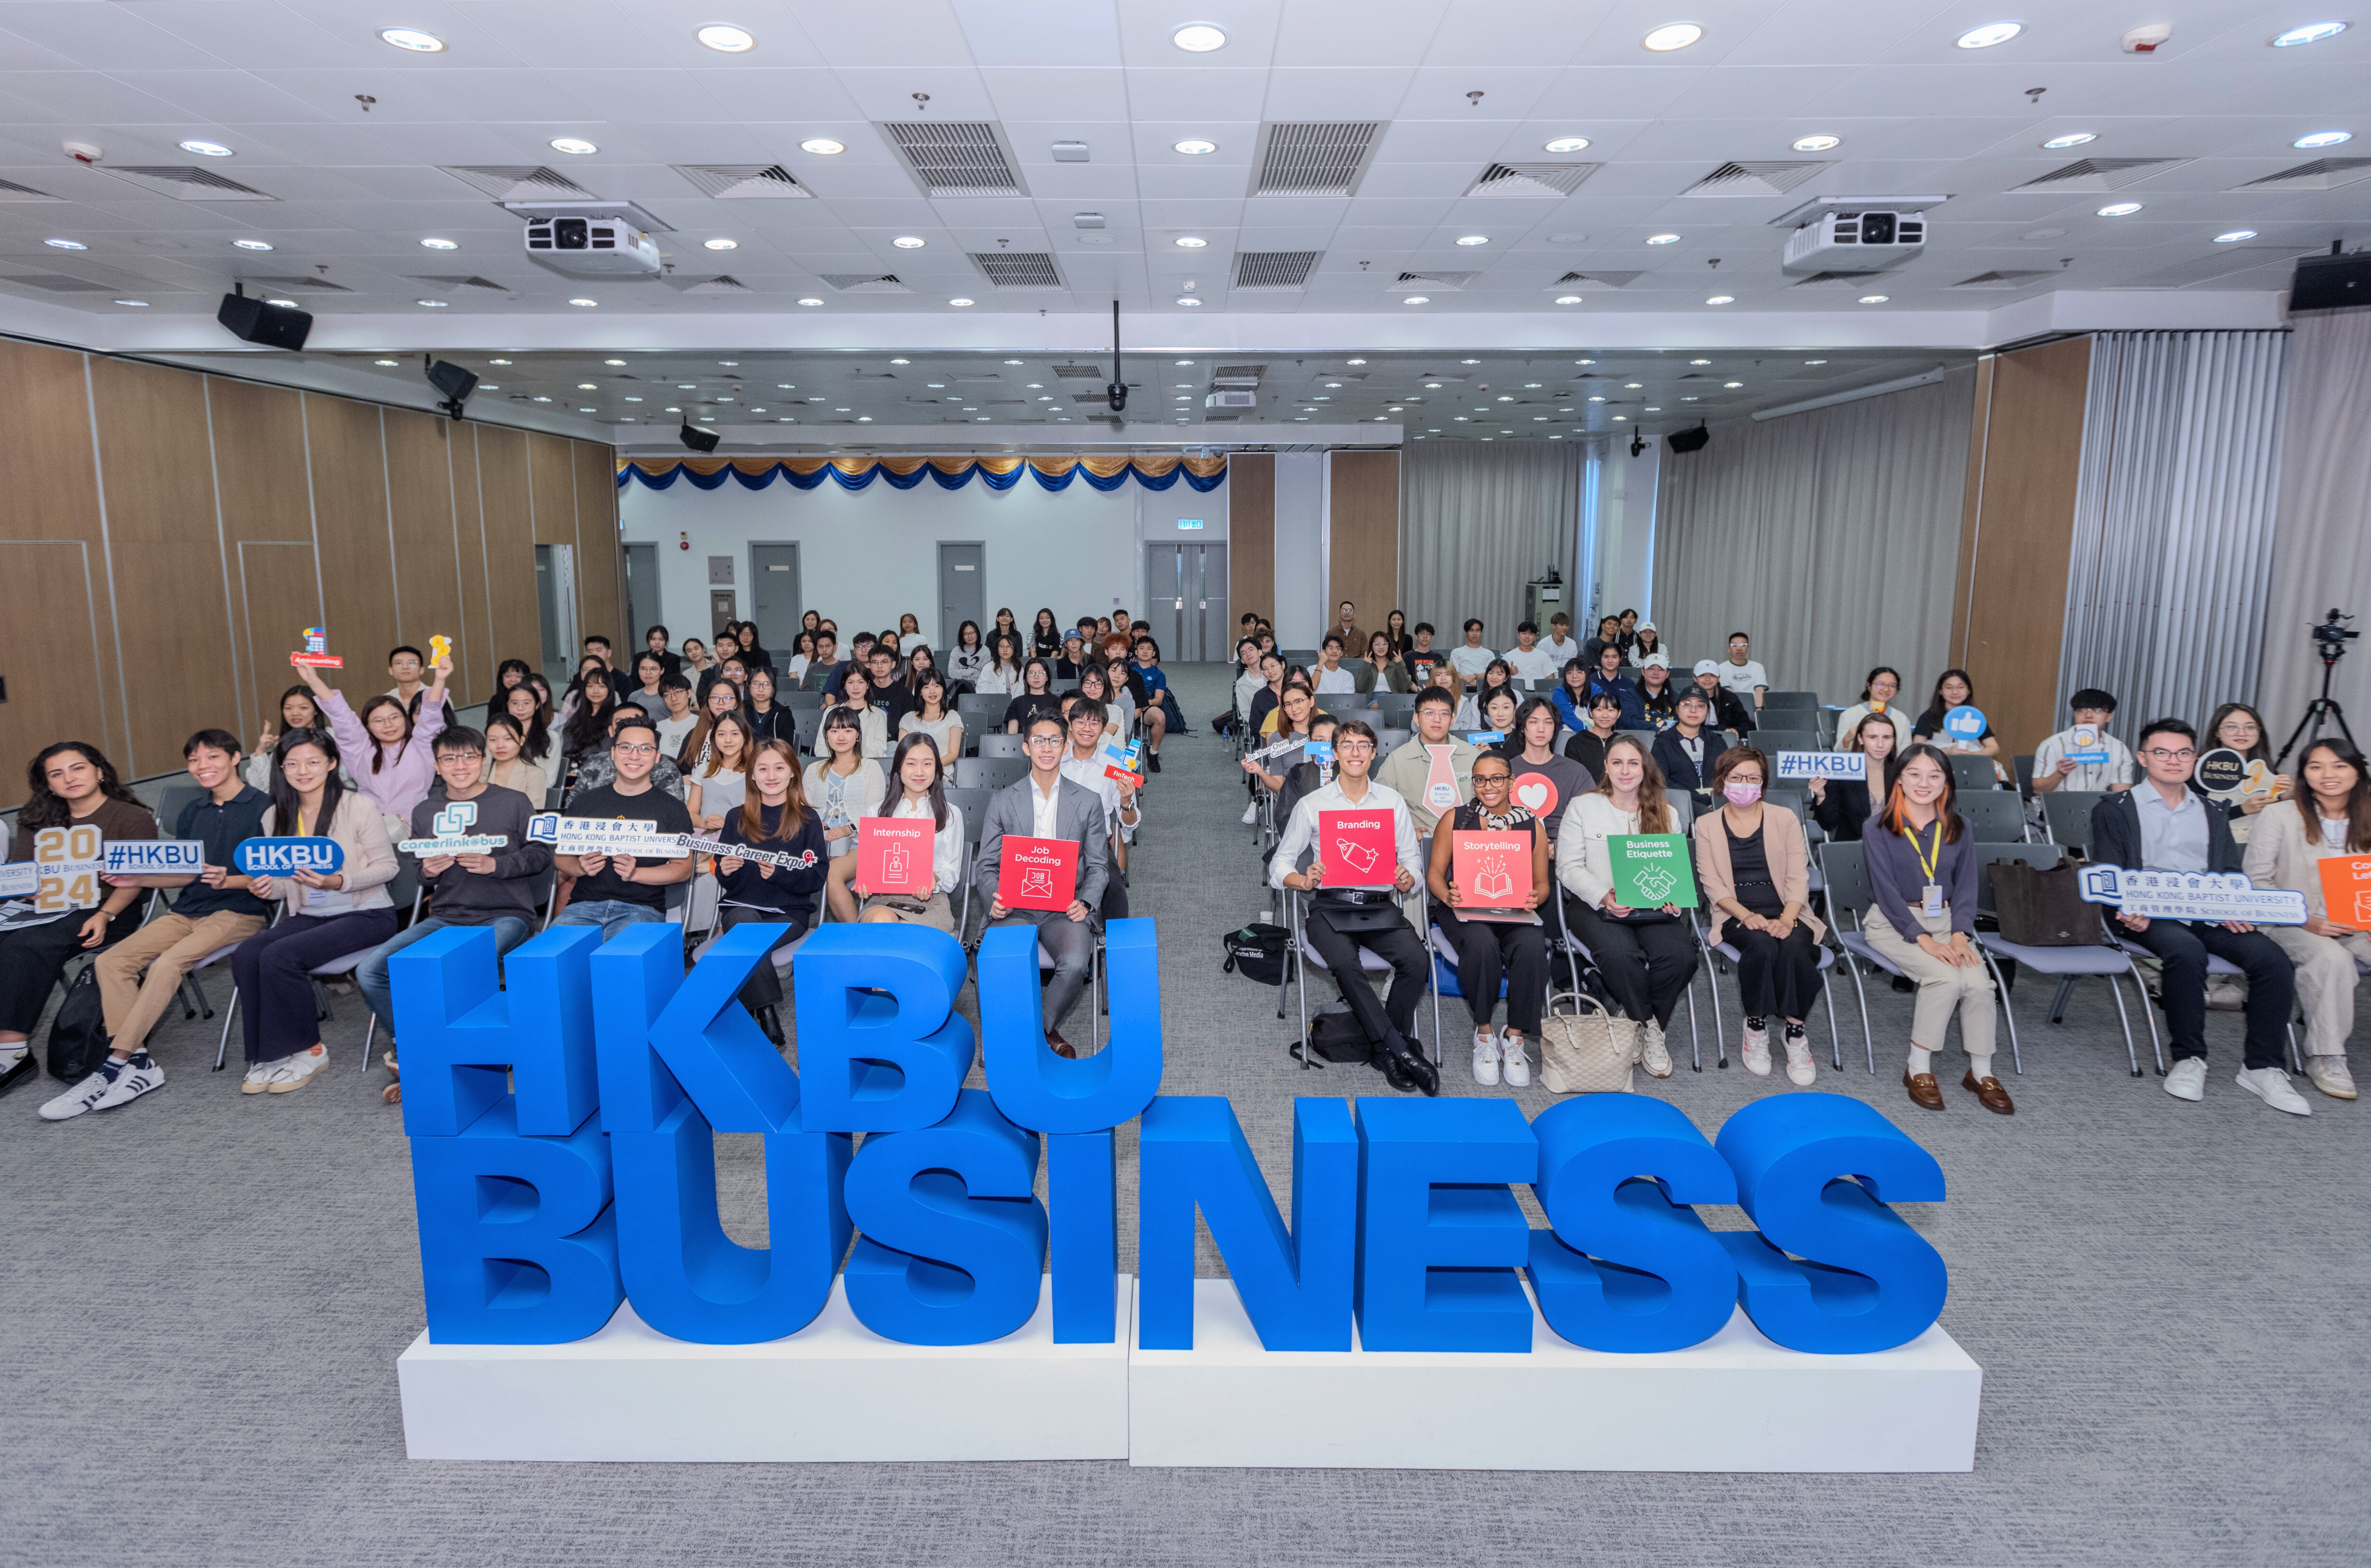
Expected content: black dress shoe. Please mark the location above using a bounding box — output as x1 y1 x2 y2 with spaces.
0 1049 35 1097
1392 1048 1441 1097
1375 1050 1416 1092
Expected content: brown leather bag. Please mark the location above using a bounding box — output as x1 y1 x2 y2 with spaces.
1992 856 2096 946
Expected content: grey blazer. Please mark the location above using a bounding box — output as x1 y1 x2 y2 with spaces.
973 774 1112 910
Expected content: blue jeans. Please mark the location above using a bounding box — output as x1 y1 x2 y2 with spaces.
554 899 664 940
357 914 533 1037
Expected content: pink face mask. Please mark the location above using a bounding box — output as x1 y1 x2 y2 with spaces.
1723 781 1764 807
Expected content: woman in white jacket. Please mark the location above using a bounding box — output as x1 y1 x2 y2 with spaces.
2243 737 2371 1100
1553 735 1699 1077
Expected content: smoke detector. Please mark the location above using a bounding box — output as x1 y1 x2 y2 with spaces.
63 140 102 164
2121 23 2172 52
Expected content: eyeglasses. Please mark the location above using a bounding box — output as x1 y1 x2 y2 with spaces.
1335 740 1376 756
1025 734 1065 747
2143 747 2196 760
440 750 484 761
613 743 657 756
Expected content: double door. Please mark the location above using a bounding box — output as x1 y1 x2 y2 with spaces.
1145 542 1228 663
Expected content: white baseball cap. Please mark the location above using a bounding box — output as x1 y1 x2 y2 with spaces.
1642 652 1671 669
1692 659 1720 676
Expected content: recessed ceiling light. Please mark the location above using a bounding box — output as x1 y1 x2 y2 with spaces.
44 238 85 249
624 396 642 402
232 238 272 251
801 138 845 156
1791 134 1842 152
377 26 443 52
893 235 926 249
1624 382 1642 388
1642 22 1703 50
1690 358 1711 365
577 382 597 390
696 24 756 52
2214 229 2259 243
1804 359 1826 364
2096 202 2142 216
1175 358 1195 365
797 297 822 306
1706 294 1734 304
603 358 626 365
180 139 234 157
1544 136 1591 153
1345 357 1367 365
1956 21 2022 48
419 237 459 250
2273 21 2347 46
891 358 910 364
2042 133 2097 149
2295 130 2354 148
1588 395 1605 402
1455 235 1490 247
1176 296 1202 306
1173 138 1218 156
948 297 974 306
1555 295 1583 304
677 383 697 389
1724 380 1743 388
115 299 149 307
1646 233 1680 245
417 299 448 307
374 358 400 366
567 297 597 306
489 358 511 365
1172 23 1227 51
1858 294 1889 304
703 237 739 251
1461 358 1481 365
1403 295 1430 304
1174 236 1207 248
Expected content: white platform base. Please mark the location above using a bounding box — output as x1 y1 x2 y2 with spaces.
1126 1280 1980 1472
397 1276 1133 1462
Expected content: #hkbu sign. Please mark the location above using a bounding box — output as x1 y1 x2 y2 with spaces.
389 918 1950 1359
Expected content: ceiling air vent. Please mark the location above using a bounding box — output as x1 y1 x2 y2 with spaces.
97 165 274 201
1553 270 1642 287
1233 251 1318 290
1202 413 1241 423
1212 365 1267 387
1790 269 1888 285
2233 157 2371 192
439 166 598 201
665 274 752 294
1053 363 1105 379
818 273 911 293
0 177 54 199
1072 393 1118 405
4 273 115 291
405 275 502 292
970 251 1063 288
1253 122 1382 196
1395 270 1476 289
673 164 809 199
1465 162 1601 199
2011 157 2188 192
2105 246 2315 290
881 122 1024 196
1681 161 1830 197
247 274 355 292
1953 270 2055 288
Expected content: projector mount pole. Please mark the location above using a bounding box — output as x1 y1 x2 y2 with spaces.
1106 299 1127 417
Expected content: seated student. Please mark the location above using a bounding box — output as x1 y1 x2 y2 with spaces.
825 733 962 933
785 630 818 685
248 684 325 792
1539 612 1580 667
900 670 964 762
1629 620 1664 663
571 701 687 804
496 656 534 696
685 712 752 833
1447 618 1496 701
1503 620 1559 683
1693 745 1825 1084
1634 654 1680 728
1717 631 1769 712
2095 719 2305 1114
1265 715 1343 856
1271 720 1439 1095
714 739 830 1015
1353 629 1412 695
1833 666 1903 748
1911 669 2001 764
627 652 670 720
1689 660 1756 737
1427 750 1552 1089
495 683 560 793
1575 645 1641 730
1562 690 1628 781
1402 622 1445 690
698 657 751 717
1246 683 1325 788
582 633 614 671
1376 686 1477 835
642 624 681 681
1002 658 1064 738
2032 687 2135 795
552 715 696 939
2205 702 2293 841
559 666 620 776
1312 635 1360 696
974 632 1026 697
974 715 1111 1059
1576 615 1625 674
0 745 159 1100
946 619 989 686
1131 638 1181 768
560 652 609 724
679 637 714 682
1653 688 1730 794
1507 696 1591 843
896 612 925 656
1809 709 1902 842
652 673 699 761
298 647 451 833
228 729 400 1095
806 706 887 862
865 641 915 731
2246 738 2371 1101
1055 631 1090 683
352 728 550 1096
680 677 744 768
1461 656 1520 730
1861 745 2008 1115
823 665 892 759
1029 607 1064 661
1475 688 1523 761
483 714 544 797
1245 651 1289 739
384 644 456 730
1057 696 1143 920
794 631 844 693
1555 735 1694 1078
1551 657 1596 735
740 666 793 747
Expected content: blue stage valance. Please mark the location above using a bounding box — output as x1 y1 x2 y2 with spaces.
618 455 1227 494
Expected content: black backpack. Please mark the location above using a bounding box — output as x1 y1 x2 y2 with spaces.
1221 922 1290 984
45 963 113 1083
1304 1003 1375 1063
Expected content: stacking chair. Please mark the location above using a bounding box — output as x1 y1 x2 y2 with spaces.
1374 693 1417 728
1279 885 1440 1071
1814 840 1899 1074
977 733 1027 759
1375 727 1412 759
1762 690 1821 712
1955 790 2030 844
1750 728 1825 756
955 755 1028 793
782 690 826 711
2038 790 2108 854
1971 843 2153 1076
1948 754 2001 795
1547 884 1704 1069
792 707 825 756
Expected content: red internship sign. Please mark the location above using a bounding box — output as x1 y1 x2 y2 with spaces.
1452 830 1532 910
858 817 934 896
1318 809 1397 888
998 834 1078 911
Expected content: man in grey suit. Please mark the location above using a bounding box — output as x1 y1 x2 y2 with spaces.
974 713 1111 1058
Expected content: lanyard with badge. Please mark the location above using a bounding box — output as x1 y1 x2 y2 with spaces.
1909 819 1947 919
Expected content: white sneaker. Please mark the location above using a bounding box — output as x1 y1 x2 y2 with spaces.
1740 1022 1771 1076
2163 1056 2208 1101
1241 801 1259 826
1639 1021 1673 1079
39 1063 122 1121
264 1046 328 1094
1783 1033 1817 1087
92 1053 164 1112
2306 1056 2357 1100
1501 1033 1531 1088
1471 1030 1501 1087
2236 1066 2312 1116
241 1062 274 1095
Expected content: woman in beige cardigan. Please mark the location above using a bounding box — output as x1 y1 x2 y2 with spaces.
1693 745 1826 1085
2243 738 2371 1101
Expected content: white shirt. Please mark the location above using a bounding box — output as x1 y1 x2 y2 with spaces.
1233 670 1264 722
1448 644 1495 683
1061 749 1138 843
882 793 964 894
1719 659 1769 697
1268 778 1424 891
899 710 963 762
2136 784 2211 873
1314 664 1359 695
2033 726 2134 794
1503 644 1558 681
656 712 698 759
975 664 1023 697
1029 771 1062 841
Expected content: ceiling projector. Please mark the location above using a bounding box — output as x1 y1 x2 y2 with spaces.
1781 209 1928 276
516 202 664 278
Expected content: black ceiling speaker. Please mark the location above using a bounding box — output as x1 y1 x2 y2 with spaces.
215 288 311 351
679 422 719 454
425 358 477 421
1666 425 1710 455
2290 249 2371 313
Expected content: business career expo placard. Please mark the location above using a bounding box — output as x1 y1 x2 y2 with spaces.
388 918 1949 1358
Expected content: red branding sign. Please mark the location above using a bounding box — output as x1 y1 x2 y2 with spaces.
1318 809 1397 888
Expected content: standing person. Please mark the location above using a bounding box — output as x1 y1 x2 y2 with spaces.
1002 659 1064 737
804 707 887 864
227 729 400 1095
1271 720 1439 1095
1833 667 1903 749
975 715 1110 1058
1809 710 1902 842
2033 688 2135 795
2245 738 2371 1100
1719 632 1769 712
1059 696 1143 921
1448 619 1496 705
2094 719 2305 1114
1503 622 1558 683
1507 696 1591 843
1690 661 1756 737
1912 669 2001 762
1562 690 1628 781
1653 688 1730 793
714 740 830 1015
741 667 792 747
685 712 752 833
1427 752 1552 1088
899 670 964 761
483 715 543 797
1030 607 1063 661
627 652 670 720
552 715 697 939
1376 686 1477 835
298 647 452 832
1539 612 1580 667
1555 736 1695 1078
947 620 988 686
975 632 1026 697
247 685 324 792
2204 702 2293 837
1694 746 1826 1085
1354 630 1412 695
1861 745 2008 1114
827 733 962 932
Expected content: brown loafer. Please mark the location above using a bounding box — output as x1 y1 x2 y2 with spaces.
1047 1030 1078 1060
1962 1070 2015 1115
1903 1070 1945 1110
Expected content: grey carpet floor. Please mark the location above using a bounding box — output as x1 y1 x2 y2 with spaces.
5 663 2367 1568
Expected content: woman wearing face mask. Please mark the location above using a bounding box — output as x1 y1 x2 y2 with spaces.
1694 746 1826 1086
1427 752 1553 1089
2203 702 2293 839
1553 735 1694 1077
2243 738 2371 1100
1834 666 1903 749
1861 745 2006 1113
1809 710 1902 842
803 708 885 861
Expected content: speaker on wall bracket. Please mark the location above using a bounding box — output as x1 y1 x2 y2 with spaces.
215 285 312 351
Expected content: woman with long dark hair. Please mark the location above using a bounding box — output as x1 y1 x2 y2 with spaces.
947 619 987 686
710 739 828 1018
686 712 752 834
900 669 963 760
804 707 885 861
2243 737 2371 1100
1427 750 1552 1088
1003 658 1063 736
1834 666 1903 748
1384 608 1409 657
296 645 449 830
247 684 325 791
1809 709 1902 843
560 667 620 762
1030 607 1062 661
2205 701 2293 833
1553 734 1695 1078
1912 668 2000 762
501 682 560 792
826 732 963 931
976 631 1025 697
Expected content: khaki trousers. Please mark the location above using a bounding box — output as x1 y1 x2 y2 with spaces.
2264 923 2371 1059
95 910 267 1052
1863 906 1997 1058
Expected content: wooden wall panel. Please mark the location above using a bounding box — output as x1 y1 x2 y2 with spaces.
448 423 492 701
207 378 320 737
474 426 541 674
384 409 466 697
1227 455 1274 628
0 542 109 769
1326 451 1400 647
572 440 624 647
303 396 400 703
0 342 104 544
1953 337 2093 754
0 342 116 764
528 432 576 546
232 541 324 749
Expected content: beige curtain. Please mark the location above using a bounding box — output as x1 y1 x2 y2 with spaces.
1399 443 1583 645
2257 309 2371 757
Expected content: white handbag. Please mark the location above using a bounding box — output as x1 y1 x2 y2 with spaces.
1537 989 1637 1094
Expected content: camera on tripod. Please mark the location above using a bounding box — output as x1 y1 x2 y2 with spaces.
2312 608 2358 662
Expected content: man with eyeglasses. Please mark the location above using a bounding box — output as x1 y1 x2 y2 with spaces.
554 714 696 938
975 715 1111 1058
2091 717 2305 1114
1061 697 1140 921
